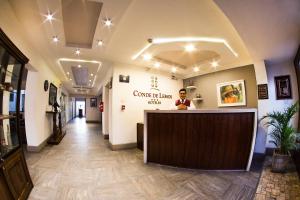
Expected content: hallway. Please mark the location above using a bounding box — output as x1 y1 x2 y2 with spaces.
26 118 260 200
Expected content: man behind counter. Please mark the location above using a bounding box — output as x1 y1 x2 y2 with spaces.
175 88 195 110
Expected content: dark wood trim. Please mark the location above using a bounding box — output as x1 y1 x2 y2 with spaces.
103 134 109 139
294 45 300 131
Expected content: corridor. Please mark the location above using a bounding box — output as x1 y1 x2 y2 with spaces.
25 118 260 200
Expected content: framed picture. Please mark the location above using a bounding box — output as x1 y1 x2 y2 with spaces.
49 83 57 105
216 80 246 107
275 75 292 99
90 98 97 107
119 75 130 83
257 84 269 99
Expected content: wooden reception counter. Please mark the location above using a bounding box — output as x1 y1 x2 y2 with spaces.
144 109 257 171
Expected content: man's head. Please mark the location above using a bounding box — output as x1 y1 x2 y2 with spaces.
179 88 187 100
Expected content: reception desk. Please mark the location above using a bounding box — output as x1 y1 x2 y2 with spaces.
144 109 257 171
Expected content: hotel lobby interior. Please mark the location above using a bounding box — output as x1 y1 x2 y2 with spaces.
0 0 300 199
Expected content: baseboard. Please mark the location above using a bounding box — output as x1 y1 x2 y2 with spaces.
86 120 100 123
109 142 137 151
103 134 109 139
27 135 51 152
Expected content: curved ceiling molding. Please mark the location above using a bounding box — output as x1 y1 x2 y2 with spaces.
132 37 238 60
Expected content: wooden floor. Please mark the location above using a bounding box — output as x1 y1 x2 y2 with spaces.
25 118 261 200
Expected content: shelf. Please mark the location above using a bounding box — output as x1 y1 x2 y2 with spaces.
193 98 203 101
186 86 197 89
0 115 16 120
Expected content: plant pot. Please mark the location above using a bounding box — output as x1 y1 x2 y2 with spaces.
272 150 290 173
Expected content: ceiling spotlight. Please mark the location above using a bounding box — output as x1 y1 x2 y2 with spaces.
185 44 196 52
143 54 152 61
89 80 92 82
46 12 54 22
75 49 80 55
66 72 69 75
193 67 199 72
154 62 160 68
70 78 72 81
52 36 59 43
97 40 103 46
91 73 94 76
78 65 81 68
104 18 112 27
211 61 219 67
172 67 177 73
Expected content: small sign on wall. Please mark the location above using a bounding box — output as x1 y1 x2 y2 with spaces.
257 84 269 99
119 75 130 83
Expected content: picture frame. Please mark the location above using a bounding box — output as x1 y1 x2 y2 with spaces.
119 75 130 83
275 75 292 99
90 98 97 107
257 84 269 99
216 80 246 107
49 83 57 105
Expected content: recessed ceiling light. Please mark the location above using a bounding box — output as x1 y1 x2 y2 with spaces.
154 62 160 68
104 18 112 27
70 78 72 81
89 80 92 82
193 67 199 72
78 65 81 68
172 67 177 73
97 40 103 46
66 72 69 75
46 12 54 22
143 54 152 61
185 44 196 52
211 61 219 67
75 49 80 55
52 36 59 43
91 73 94 76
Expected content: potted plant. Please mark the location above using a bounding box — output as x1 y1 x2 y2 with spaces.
261 101 300 173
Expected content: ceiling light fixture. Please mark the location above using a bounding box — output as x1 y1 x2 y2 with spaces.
70 78 72 81
172 67 177 73
154 62 160 68
78 65 81 68
185 44 196 52
211 61 219 68
89 80 92 82
52 36 59 43
132 37 238 60
97 40 103 46
91 73 94 76
46 12 54 22
193 67 199 72
143 54 152 61
104 18 112 27
66 72 69 75
75 49 80 55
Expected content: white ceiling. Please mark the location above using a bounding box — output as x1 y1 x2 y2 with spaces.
5 0 300 95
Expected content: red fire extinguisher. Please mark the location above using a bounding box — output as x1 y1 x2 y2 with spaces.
99 102 104 112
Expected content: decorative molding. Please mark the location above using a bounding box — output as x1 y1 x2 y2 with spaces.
108 142 137 151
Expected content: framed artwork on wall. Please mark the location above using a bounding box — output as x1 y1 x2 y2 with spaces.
216 80 246 107
90 98 97 107
49 83 57 105
275 75 292 99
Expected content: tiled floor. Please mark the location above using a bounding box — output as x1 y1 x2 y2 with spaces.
26 118 260 200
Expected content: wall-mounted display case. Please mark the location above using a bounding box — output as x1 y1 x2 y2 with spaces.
0 28 33 199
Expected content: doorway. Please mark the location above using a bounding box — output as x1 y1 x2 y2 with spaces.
75 98 86 118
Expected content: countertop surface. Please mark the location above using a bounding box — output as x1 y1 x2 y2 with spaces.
144 108 257 113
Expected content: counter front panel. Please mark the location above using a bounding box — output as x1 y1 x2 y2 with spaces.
146 111 255 170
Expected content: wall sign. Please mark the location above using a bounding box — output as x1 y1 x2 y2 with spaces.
257 84 268 99
133 76 172 104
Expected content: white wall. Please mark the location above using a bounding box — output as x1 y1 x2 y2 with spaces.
110 64 183 145
0 0 62 147
265 60 299 148
86 97 101 122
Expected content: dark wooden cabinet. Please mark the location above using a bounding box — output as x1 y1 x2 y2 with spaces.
0 28 33 199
